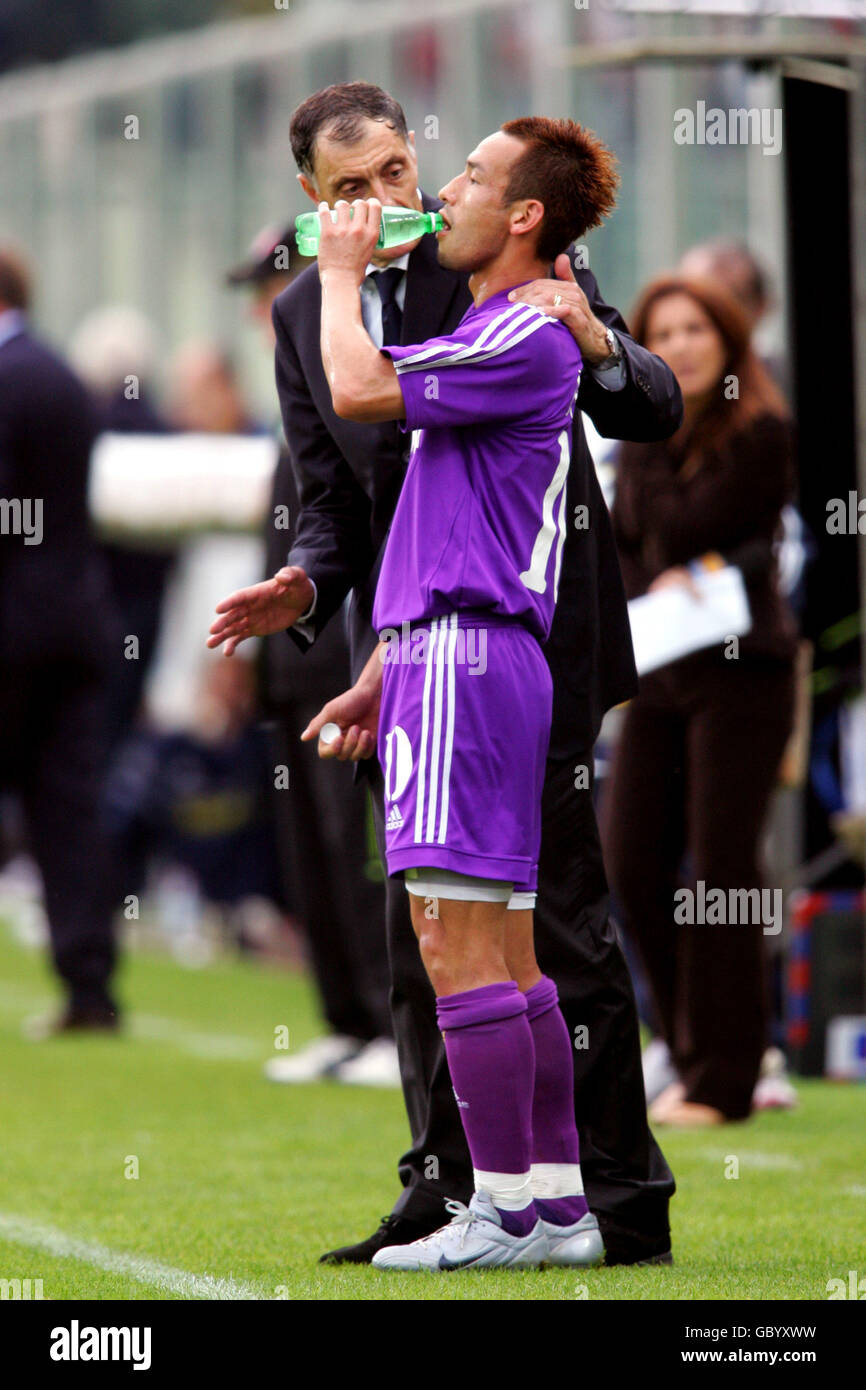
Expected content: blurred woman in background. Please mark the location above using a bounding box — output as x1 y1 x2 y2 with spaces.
603 276 798 1126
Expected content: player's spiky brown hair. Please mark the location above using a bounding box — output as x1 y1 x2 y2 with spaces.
500 117 619 263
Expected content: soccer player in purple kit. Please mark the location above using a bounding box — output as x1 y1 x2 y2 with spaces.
296 118 619 1270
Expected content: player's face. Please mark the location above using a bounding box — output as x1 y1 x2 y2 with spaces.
298 118 423 263
644 292 727 402
435 132 530 274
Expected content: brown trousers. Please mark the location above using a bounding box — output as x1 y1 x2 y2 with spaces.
602 652 796 1118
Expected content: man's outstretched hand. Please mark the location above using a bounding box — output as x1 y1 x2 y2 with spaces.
508 253 611 366
207 565 315 656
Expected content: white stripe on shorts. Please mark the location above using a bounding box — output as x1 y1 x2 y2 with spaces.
414 619 437 843
414 614 459 847
438 614 458 843
425 617 448 841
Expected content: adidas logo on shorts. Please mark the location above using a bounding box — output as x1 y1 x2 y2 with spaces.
386 804 404 830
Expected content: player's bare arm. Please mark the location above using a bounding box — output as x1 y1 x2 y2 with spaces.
300 640 385 761
507 253 611 365
206 564 315 656
318 198 406 423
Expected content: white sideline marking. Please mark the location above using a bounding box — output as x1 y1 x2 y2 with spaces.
0 1213 265 1300
702 1148 804 1171
743 1152 804 1171
0 983 261 1061
0 981 51 1010
132 1014 261 1060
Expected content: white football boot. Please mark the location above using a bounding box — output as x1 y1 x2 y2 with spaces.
641 1037 679 1105
372 1191 549 1271
263 1034 362 1083
332 1036 401 1088
540 1211 605 1266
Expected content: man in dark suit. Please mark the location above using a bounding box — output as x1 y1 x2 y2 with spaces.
0 247 119 1033
209 82 681 1266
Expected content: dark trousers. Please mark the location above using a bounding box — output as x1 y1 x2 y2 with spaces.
0 662 117 1012
602 655 796 1119
269 709 391 1041
369 748 675 1254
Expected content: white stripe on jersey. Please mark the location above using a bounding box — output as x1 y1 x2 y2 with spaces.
394 303 556 376
552 460 571 599
395 303 543 374
397 311 557 379
393 304 526 372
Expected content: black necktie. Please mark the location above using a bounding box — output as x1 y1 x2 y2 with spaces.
374 267 404 346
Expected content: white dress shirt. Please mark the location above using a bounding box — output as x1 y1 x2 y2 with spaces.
294 256 409 636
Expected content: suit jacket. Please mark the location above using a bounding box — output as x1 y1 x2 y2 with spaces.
258 443 352 711
0 323 115 673
272 191 683 756
613 412 799 664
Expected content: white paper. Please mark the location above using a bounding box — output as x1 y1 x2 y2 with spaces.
840 696 866 813
627 565 752 675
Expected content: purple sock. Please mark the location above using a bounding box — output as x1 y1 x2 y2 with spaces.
437 982 537 1236
524 976 589 1227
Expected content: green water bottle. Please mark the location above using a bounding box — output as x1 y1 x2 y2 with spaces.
295 205 444 258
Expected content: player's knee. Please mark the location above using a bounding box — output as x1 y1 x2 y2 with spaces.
416 922 451 992
506 954 541 993
418 925 496 996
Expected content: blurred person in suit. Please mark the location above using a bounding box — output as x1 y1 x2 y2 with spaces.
208 82 682 1266
0 246 120 1034
166 342 266 436
603 274 798 1126
103 652 286 953
224 226 396 1085
70 306 176 751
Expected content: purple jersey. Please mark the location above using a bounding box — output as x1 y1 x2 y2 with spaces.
372 288 583 643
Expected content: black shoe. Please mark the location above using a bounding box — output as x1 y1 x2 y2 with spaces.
600 1224 674 1268
24 1005 120 1040
319 1212 443 1265
624 1249 674 1267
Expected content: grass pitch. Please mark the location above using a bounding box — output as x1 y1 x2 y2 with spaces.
0 918 862 1301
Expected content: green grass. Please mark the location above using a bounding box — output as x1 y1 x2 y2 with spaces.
0 918 863 1301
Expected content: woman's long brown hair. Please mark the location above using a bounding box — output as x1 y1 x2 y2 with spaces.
626 274 790 467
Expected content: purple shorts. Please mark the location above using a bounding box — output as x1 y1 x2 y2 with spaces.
377 613 552 892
